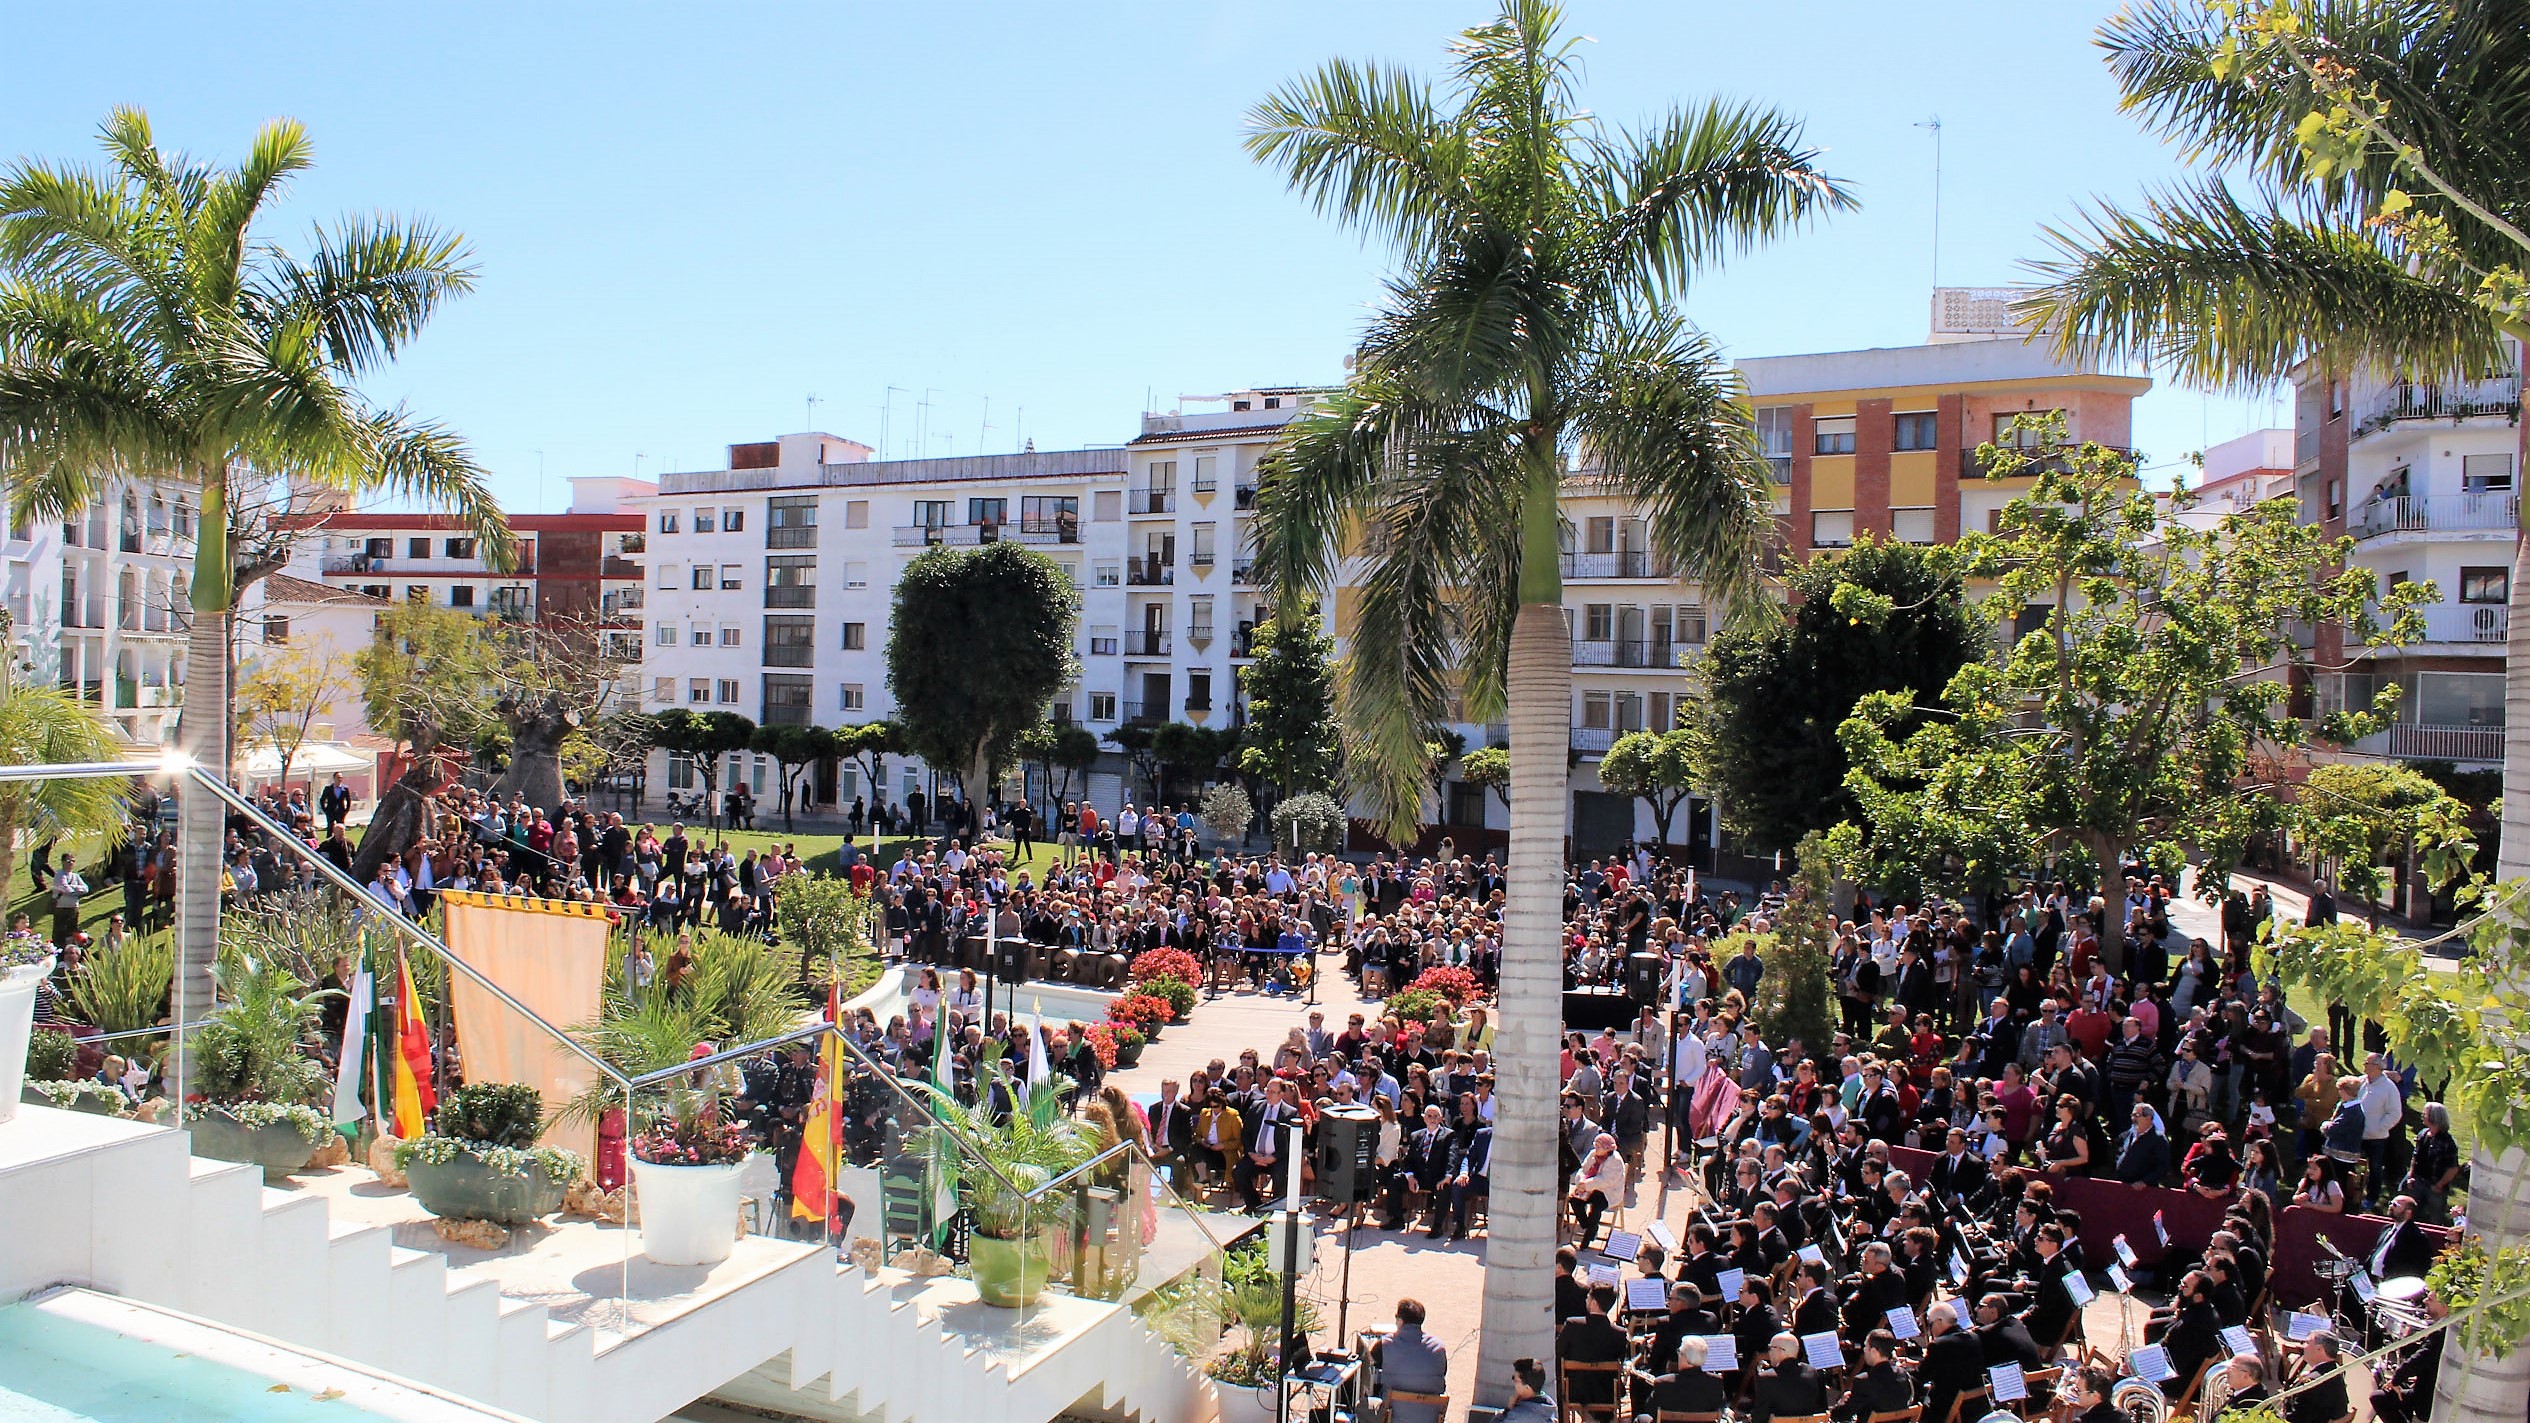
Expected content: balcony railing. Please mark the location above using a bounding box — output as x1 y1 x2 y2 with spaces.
1561 551 1664 579
1127 557 1175 587
1121 700 1160 726
2380 722 2505 762
2295 425 2321 470
1234 484 1259 510
2354 370 2523 437
1013 519 1080 545
1572 638 1688 669
1571 726 1616 752
601 556 645 578
1230 558 1256 586
891 523 983 547
764 585 815 609
764 526 817 550
1129 489 1175 516
2348 492 2518 540
322 554 381 575
1124 631 1173 657
2417 603 2511 644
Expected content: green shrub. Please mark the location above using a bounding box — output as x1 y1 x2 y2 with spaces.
23 1025 77 1080
1386 987 1448 1026
431 1082 544 1149
1142 973 1199 1020
66 935 172 1036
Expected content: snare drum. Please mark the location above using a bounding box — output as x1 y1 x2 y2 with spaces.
2379 1276 2430 1304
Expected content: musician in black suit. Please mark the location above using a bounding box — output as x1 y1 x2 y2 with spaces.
1929 1126 1990 1205
2371 1291 2450 1423
1556 1245 1588 1322
2069 1366 2124 1423
2285 1332 2351 1423
2021 1225 2081 1355
1679 1221 1726 1301
2367 1196 2440 1283
1557 1283 1629 1411
1791 1260 1842 1340
1733 1279 1783 1395
1841 1241 1910 1336
1639 1335 1732 1419
1918 1302 1988 1423
2155 1270 2224 1401
1973 1291 2043 1370
1637 1282 1719 1373
1834 1330 1914 1423
1751 1333 1831 1423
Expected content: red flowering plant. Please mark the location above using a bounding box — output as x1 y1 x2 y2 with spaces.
1129 947 1203 987
628 1088 752 1167
1410 965 1483 1007
1079 1022 1124 1071
1106 992 1174 1032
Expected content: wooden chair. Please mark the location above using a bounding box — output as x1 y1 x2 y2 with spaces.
1772 1413 1833 1423
2015 1367 2062 1421
1868 1407 1925 1423
2168 1358 2216 1421
1561 1360 1627 1423
1376 1388 1447 1422
1655 1412 1723 1423
1940 1385 1989 1423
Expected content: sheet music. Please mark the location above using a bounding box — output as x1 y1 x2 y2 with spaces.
1602 1230 1643 1263
1798 1243 1826 1266
2221 1324 2256 1357
1702 1334 1739 1374
1886 1304 1920 1341
1716 1267 1747 1301
1949 1249 1971 1284
2062 1270 2095 1306
2286 1311 2330 1341
1647 1221 1679 1254
1803 1331 1845 1371
2130 1346 2174 1384
2351 1271 2378 1303
1989 1363 2028 1402
2107 1264 2132 1294
1628 1277 1670 1314
2113 1234 2139 1267
1590 1264 1621 1287
2153 1211 2170 1246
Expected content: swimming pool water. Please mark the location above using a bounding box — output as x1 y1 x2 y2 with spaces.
0 1303 385 1423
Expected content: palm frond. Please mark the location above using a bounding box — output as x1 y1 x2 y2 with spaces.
250 215 475 374
1595 100 1857 297
194 119 313 312
347 407 516 570
2022 180 2506 388
1249 389 1400 611
1243 58 1470 260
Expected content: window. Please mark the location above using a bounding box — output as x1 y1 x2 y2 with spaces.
767 554 816 606
1585 604 1614 640
845 500 869 529
1811 509 1855 547
689 565 711 590
1649 691 1676 732
1446 780 1486 827
2465 453 2516 494
1185 670 1212 712
1892 507 1937 544
722 509 743 533
842 621 866 650
446 537 477 559
691 622 712 646
768 496 818 547
408 537 430 559
1090 626 1119 656
912 499 953 531
659 511 680 534
720 625 741 646
720 564 743 590
359 584 390 599
1813 415 1856 456
604 631 642 662
694 508 716 534
1190 522 1217 566
406 586 428 603
764 616 816 666
2327 478 2344 520
719 679 743 704
1993 411 2065 449
1022 495 1079 540
1893 412 1939 451
760 674 812 725
841 683 866 711
2013 604 2054 643
689 679 711 705
1614 691 1644 732
1094 490 1122 522
1675 603 1708 645
1192 454 1219 493
1094 561 1120 588
968 497 1007 529
1755 406 1795 483
653 677 675 704
1582 691 1611 729
2462 567 2510 604
1586 517 1615 554
658 562 678 590
449 585 475 608
262 616 290 644
2330 381 2344 418
843 561 869 589
1089 692 1117 722
1147 460 1177 491
1189 595 1215 641
366 537 393 559
655 622 677 646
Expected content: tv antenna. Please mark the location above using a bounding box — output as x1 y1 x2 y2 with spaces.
1915 115 1943 289
806 393 822 430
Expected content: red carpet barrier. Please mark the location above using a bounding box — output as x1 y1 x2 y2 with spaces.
1883 1146 2447 1303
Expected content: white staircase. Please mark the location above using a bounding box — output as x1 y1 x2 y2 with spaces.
0 1107 1215 1423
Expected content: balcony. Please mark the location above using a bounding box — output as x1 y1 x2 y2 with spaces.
1233 484 1259 510
322 554 382 575
2369 722 2505 763
764 585 815 609
1571 638 1689 670
1230 559 1256 586
2416 603 2511 645
1047 703 1076 724
1013 518 1080 545
1121 701 1161 726
2354 370 2522 437
1129 489 1176 516
1127 557 1175 587
486 591 534 621
2295 425 2321 471
601 589 645 618
1124 631 1173 657
764 526 817 550
2348 492 2518 541
1571 726 1616 753
891 523 983 547
1561 551 1664 580
601 556 645 579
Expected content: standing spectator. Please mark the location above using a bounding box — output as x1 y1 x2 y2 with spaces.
319 773 353 833
48 853 86 945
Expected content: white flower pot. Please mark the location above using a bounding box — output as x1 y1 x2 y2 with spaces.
631 1155 749 1266
0 957 57 1127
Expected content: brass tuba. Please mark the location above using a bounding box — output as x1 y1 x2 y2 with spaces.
2196 1360 2238 1423
2111 1377 2171 1423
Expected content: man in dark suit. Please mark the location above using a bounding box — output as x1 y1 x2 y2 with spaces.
1929 1126 1990 1206
1557 1283 1629 1412
1371 1298 1450 1423
1638 1282 1720 1373
1974 1292 2043 1370
1437 1122 1490 1241
2285 1333 2351 1423
1679 1221 1726 1301
2021 1226 2081 1355
1919 1302 1988 1423
1836 1330 1914 1423
1751 1333 1831 1423
1555 1246 1588 1322
2366 1196 2439 1283
1641 1336 1731 1419
1384 1104 1455 1230
1842 1242 1910 1336
1733 1279 1784 1395
1792 1261 1842 1339
2156 1271 2224 1402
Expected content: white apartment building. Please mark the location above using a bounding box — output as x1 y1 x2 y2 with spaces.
0 477 197 745
2298 347 2522 767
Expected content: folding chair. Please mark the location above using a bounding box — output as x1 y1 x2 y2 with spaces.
1941 1386 1990 1423
1655 1412 1723 1423
1375 1388 1447 1422
1869 1408 1925 1423
2014 1367 2062 1422
1561 1360 1626 1423
2167 1359 2215 1421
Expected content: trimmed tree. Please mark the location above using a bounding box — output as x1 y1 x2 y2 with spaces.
1596 727 1706 850
651 709 756 829
1458 745 1512 817
1236 602 1342 797
1018 719 1100 815
753 722 839 833
1199 781 1254 848
352 602 509 881
1270 791 1347 853
885 542 1079 822
1750 831 1840 1053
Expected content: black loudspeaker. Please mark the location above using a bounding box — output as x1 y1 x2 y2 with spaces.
995 935 1029 982
1316 1103 1381 1203
1625 952 1664 1007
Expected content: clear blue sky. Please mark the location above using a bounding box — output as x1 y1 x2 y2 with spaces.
4 2 2285 510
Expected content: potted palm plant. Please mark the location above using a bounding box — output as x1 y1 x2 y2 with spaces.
2 946 61 1125
400 1082 581 1226
627 1085 753 1266
184 950 336 1179
916 1068 1097 1307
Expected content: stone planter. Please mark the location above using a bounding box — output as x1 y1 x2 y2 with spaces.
188 1109 323 1181
631 1155 748 1266
0 957 55 1127
1113 1037 1145 1069
968 1229 1056 1307
407 1146 571 1226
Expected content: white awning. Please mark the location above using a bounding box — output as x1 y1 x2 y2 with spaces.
235 741 376 783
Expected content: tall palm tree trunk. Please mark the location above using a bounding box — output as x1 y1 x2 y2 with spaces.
1477 461 1569 1405
2442 425 2530 1423
170 475 228 1105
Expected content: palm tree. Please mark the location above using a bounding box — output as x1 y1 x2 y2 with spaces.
2020 6 2527 1420
1243 2 1848 1398
0 109 511 1100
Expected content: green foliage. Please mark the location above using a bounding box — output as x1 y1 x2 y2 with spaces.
1596 726 1707 846
1458 746 1512 810
772 874 876 990
1208 1236 1323 1384
1837 424 2425 896
394 1133 582 1183
2299 762 2477 906
191 948 333 1108
27 1079 129 1115
600 929 807 1045
1386 987 1449 1026
911 1070 1095 1240
1235 603 1342 796
1750 832 1839 1051
1140 973 1200 1021
22 1025 76 1080
1268 792 1347 853
2428 1237 2530 1361
752 722 839 828
200 1100 333 1145
65 933 172 1037
1016 720 1102 808
429 1081 545 1149
1152 723 1239 785
886 542 1080 803
651 709 757 801
1704 539 1983 852
354 602 512 756
1199 782 1254 845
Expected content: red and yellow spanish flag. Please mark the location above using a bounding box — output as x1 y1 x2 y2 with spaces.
389 950 436 1139
790 981 845 1222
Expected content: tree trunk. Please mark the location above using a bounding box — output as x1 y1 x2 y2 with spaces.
170 474 231 1107
2443 445 2530 1423
355 761 442 884
1475 599 1569 1405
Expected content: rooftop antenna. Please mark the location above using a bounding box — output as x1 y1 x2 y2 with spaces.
633 452 647 479
918 388 940 459
806 393 822 431
1914 115 1943 290
1014 405 1025 455
979 395 994 453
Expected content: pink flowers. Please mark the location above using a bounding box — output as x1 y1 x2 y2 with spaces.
628 1112 750 1167
1128 947 1203 987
